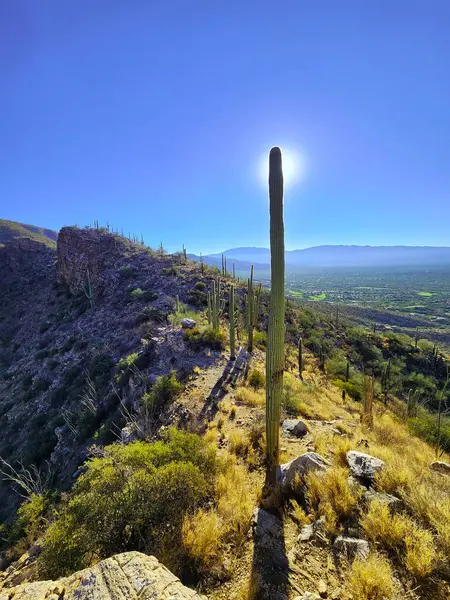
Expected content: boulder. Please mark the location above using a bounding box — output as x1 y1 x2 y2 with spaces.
333 536 370 560
0 551 206 600
282 419 309 438
279 452 329 492
181 318 196 329
346 451 384 481
430 461 450 476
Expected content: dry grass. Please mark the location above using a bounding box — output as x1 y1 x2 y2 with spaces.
290 500 311 527
349 553 395 600
235 386 264 407
306 467 362 533
216 458 254 544
228 429 250 457
361 500 437 578
182 509 224 571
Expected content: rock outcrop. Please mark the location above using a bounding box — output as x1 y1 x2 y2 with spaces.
0 552 206 600
279 452 329 492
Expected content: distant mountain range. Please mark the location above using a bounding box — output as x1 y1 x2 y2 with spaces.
191 245 450 269
0 219 57 247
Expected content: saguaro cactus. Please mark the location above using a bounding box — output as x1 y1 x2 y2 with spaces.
362 375 374 429
266 147 285 486
84 269 94 308
246 265 262 352
210 279 223 331
381 359 391 394
298 337 303 380
229 284 236 360
346 361 350 382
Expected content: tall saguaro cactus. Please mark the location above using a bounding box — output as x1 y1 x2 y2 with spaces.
246 265 262 352
266 147 285 486
209 279 222 331
229 284 236 360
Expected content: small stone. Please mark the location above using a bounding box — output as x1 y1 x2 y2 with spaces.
333 536 370 560
430 461 450 476
318 579 327 597
298 518 326 542
181 318 196 329
282 419 309 438
346 451 384 481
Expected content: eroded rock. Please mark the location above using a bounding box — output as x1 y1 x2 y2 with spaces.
430 461 450 476
0 552 206 600
279 452 330 492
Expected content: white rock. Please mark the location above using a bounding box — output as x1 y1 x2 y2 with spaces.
333 536 370 560
346 451 384 480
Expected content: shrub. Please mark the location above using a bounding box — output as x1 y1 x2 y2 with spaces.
184 327 225 350
253 331 267 350
118 265 135 278
333 379 362 402
141 371 182 414
130 288 158 302
349 553 394 600
248 369 265 390
39 430 216 579
135 306 167 324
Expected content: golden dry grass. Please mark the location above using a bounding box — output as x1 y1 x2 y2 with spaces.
235 386 265 407
349 553 395 600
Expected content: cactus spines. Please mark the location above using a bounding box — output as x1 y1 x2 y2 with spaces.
266 146 285 486
246 265 262 353
229 284 236 360
298 337 303 380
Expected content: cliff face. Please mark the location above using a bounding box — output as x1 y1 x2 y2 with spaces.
57 227 124 294
0 226 217 523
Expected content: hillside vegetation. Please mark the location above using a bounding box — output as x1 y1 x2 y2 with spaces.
0 223 449 599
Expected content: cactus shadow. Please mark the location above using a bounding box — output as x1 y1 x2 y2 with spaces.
247 507 289 600
200 346 250 420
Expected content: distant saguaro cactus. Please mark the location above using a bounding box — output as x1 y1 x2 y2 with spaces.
298 337 303 380
246 265 262 353
407 388 420 418
346 361 350 382
84 269 94 308
266 147 285 486
381 359 391 395
362 375 374 429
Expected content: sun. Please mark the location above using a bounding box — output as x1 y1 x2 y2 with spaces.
258 147 306 189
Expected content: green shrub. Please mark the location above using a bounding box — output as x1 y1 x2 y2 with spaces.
130 288 158 302
333 379 362 401
248 369 265 390
253 331 267 350
161 265 178 276
187 288 207 307
409 408 450 453
39 430 216 578
135 306 167 324
142 371 182 414
8 493 47 546
119 265 135 278
184 327 225 350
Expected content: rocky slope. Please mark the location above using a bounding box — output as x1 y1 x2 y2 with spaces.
0 226 229 520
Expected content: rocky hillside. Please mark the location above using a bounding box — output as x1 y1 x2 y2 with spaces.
0 226 233 520
0 220 57 248
1 224 450 600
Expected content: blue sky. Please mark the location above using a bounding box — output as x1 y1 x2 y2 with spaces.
1 1 450 253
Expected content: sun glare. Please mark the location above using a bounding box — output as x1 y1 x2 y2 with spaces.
258 147 306 189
